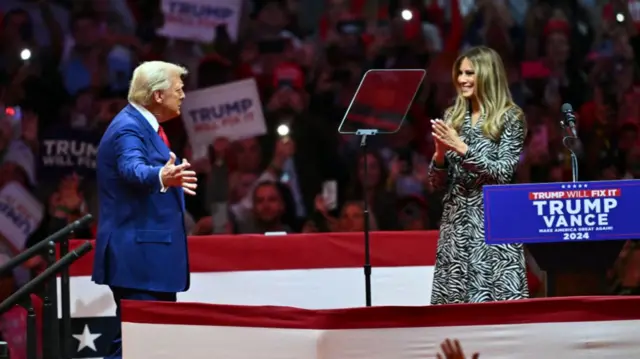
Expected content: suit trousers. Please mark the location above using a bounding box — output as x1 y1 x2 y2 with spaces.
106 286 177 359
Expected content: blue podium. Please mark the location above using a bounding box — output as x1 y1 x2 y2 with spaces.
483 180 634 295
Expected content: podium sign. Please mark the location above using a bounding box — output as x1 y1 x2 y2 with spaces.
483 180 640 244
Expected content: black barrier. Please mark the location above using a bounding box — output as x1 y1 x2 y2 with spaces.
42 241 59 359
0 214 93 276
0 241 94 359
16 295 37 359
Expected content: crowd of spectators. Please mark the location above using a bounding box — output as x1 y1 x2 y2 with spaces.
1 0 640 304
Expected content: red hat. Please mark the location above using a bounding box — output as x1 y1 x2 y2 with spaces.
272 62 305 90
543 19 570 37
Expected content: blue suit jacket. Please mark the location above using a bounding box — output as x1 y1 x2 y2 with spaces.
91 104 189 293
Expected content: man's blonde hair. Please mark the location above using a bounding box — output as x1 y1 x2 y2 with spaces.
127 61 188 106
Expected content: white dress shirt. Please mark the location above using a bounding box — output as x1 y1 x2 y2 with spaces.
129 102 168 192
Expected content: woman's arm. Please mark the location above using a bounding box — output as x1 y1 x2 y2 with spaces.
428 156 449 192
460 108 526 184
427 109 452 192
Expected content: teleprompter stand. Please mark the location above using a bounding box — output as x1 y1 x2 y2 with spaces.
337 69 426 306
356 129 377 306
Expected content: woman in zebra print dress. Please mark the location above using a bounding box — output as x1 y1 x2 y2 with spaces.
428 46 529 304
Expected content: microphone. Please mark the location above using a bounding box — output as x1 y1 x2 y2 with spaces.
561 103 578 138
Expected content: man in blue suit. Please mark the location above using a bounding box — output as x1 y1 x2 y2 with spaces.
93 61 197 359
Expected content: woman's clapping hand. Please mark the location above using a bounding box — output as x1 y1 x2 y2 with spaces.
431 119 468 156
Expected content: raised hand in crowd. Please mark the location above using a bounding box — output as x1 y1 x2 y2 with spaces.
436 339 479 359
161 152 198 195
266 86 305 113
314 194 339 231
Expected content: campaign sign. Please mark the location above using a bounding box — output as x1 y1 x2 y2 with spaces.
40 127 101 179
483 180 640 244
0 181 44 251
182 78 267 160
156 0 241 42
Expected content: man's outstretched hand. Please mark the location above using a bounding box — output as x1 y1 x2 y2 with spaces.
436 339 479 359
161 152 198 195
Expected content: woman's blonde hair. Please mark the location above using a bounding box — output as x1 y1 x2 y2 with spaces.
447 46 523 141
127 61 188 106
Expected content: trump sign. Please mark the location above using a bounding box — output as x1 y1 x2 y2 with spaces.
156 0 241 42
181 78 267 160
483 180 639 244
0 181 43 252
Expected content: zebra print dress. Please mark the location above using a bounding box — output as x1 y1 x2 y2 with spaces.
428 107 529 304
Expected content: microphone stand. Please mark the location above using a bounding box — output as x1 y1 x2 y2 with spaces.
569 146 579 182
560 122 579 182
0 241 93 359
356 129 378 307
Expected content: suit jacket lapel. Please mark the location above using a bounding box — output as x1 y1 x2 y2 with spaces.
124 105 170 158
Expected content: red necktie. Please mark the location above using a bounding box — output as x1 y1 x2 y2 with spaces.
158 126 170 148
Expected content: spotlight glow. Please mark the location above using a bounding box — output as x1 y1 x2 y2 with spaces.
20 48 31 61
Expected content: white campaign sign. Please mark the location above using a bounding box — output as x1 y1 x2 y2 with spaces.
181 78 267 160
156 0 241 42
0 181 43 251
